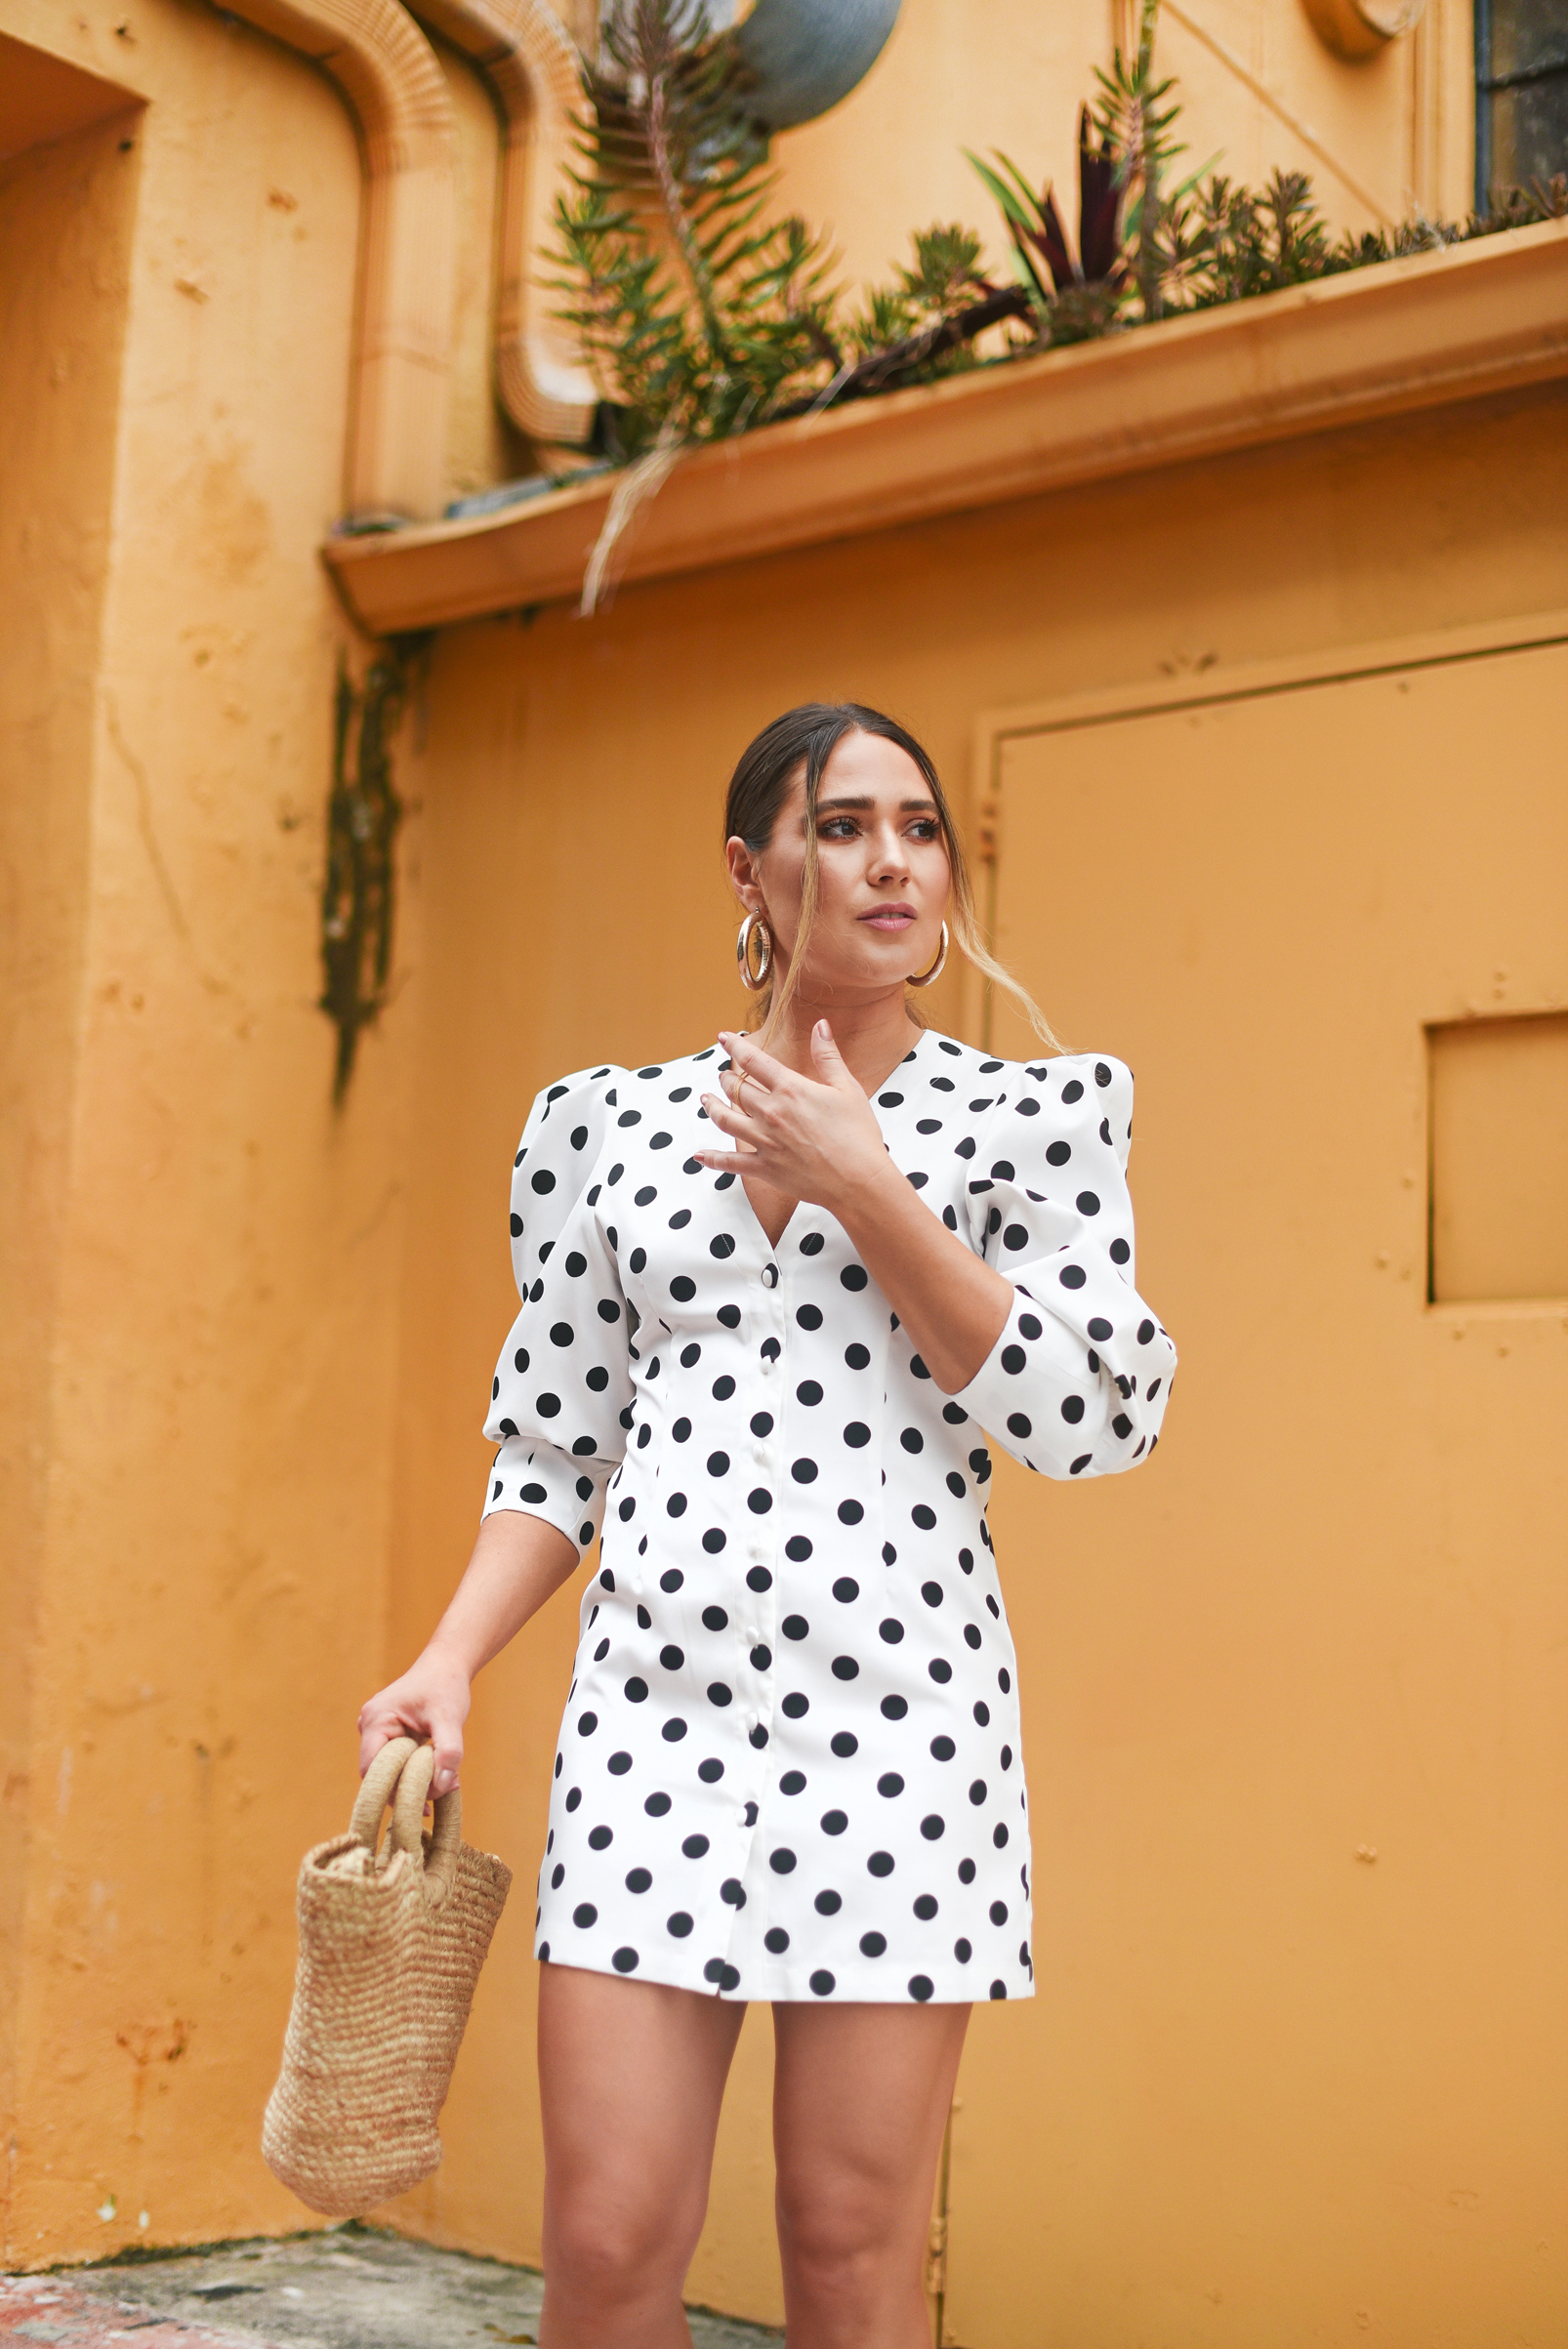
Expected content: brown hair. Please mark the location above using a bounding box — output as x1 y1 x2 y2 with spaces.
723 701 1062 1049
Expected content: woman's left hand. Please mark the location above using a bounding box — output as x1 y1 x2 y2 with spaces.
696 1023 892 1213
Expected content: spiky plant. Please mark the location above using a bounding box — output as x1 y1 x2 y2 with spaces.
1092 0 1186 322
832 225 1033 388
548 0 841 456
967 107 1126 345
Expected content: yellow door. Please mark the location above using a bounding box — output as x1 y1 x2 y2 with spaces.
941 636 1568 2347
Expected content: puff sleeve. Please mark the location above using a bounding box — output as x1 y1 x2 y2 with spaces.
481 1066 635 1553
952 1054 1176 1480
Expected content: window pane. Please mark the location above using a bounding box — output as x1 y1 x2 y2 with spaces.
1489 0 1568 81
1492 68 1568 182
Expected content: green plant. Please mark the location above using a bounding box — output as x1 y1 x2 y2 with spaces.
320 642 425 1101
549 0 840 457
1091 0 1186 322
817 226 1034 405
967 109 1125 346
551 0 1568 485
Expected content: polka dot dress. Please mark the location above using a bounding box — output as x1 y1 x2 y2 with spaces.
483 1032 1176 2002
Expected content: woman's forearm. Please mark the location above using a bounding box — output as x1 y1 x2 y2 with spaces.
829 1158 1011 1393
427 1509 581 1674
358 1508 581 1787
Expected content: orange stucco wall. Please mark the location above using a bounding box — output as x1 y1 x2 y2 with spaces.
5 4 1565 2346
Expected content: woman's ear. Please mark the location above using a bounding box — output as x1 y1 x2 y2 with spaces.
725 835 763 910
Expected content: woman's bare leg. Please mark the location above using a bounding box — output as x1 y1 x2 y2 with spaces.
537 1963 745 2349
772 2001 970 2349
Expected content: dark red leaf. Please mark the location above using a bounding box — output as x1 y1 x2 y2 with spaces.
1037 185 1076 288
1077 104 1121 283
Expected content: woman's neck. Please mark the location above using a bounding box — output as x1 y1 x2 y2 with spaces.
757 986 921 1096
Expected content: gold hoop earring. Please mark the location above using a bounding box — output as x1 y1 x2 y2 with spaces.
736 911 772 992
907 920 949 988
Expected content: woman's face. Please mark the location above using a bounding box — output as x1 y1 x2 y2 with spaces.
727 728 951 1003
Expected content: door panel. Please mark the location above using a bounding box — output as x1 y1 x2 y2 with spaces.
943 644 1568 2347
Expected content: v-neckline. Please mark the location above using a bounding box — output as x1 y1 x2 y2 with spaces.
728 1030 929 1256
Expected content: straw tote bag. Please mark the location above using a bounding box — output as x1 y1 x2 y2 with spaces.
263 1735 512 2215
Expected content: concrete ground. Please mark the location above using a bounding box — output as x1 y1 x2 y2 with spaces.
3 2228 782 2349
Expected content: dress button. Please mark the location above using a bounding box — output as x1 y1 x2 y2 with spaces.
763 1262 778 1288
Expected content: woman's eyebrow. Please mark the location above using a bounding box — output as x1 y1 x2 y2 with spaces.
816 795 938 814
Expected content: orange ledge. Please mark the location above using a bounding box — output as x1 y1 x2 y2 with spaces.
324 218 1568 634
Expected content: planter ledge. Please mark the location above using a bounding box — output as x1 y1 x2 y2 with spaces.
324 217 1568 635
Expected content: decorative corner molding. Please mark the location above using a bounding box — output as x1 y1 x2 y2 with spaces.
216 0 457 520
413 0 599 448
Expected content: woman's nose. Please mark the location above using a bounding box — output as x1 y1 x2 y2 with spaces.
867 826 909 880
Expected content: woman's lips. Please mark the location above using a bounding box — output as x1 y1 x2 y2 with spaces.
858 905 917 930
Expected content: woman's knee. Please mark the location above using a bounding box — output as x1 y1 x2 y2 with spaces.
544 2180 702 2305
775 2168 911 2297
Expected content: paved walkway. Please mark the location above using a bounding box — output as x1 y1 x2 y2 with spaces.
4 2229 782 2349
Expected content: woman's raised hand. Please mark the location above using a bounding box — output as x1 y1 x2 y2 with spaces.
696 1023 892 1212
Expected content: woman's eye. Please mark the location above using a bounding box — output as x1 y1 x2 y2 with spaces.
909 820 939 840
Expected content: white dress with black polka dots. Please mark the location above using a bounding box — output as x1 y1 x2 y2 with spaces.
482 1032 1176 2004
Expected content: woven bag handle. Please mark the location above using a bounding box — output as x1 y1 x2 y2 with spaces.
389 1742 463 1907
346 1737 462 1905
350 1735 419 1851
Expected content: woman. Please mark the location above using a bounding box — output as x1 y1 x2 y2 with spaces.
358 703 1176 2349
